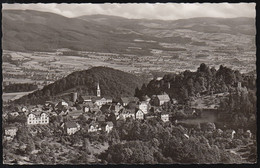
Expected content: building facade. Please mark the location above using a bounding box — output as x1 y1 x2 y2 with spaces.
27 112 49 125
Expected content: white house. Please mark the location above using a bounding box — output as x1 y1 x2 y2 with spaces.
62 121 80 135
57 100 69 107
88 122 102 133
120 97 139 106
135 109 145 120
138 101 150 114
5 126 18 137
118 108 135 120
27 112 49 125
94 97 112 107
78 96 93 103
153 94 171 106
104 122 114 133
161 112 169 122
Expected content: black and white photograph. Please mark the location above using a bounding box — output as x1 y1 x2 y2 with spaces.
2 2 257 164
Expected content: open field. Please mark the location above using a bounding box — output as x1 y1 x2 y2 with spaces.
2 91 35 102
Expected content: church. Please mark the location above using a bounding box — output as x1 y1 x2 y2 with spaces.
76 82 112 106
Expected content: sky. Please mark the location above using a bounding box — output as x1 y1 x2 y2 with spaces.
2 3 255 20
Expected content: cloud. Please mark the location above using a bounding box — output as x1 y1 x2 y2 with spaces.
2 3 255 20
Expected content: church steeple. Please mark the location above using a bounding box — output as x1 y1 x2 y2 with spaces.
97 82 101 97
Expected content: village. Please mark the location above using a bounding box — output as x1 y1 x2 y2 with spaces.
3 82 178 139
3 81 254 143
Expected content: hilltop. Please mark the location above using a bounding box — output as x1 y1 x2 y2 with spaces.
13 66 143 105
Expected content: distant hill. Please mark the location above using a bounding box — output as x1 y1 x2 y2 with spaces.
78 15 255 36
2 10 161 54
2 10 255 53
13 66 143 105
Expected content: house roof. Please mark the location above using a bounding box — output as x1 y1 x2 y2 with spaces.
76 104 84 110
5 126 18 130
157 94 170 101
103 96 113 100
80 96 93 100
28 111 48 117
65 121 78 128
121 97 139 104
83 102 94 107
107 121 114 127
68 110 82 118
120 108 136 115
89 122 99 127
100 104 112 112
69 110 82 115
97 115 106 122
143 95 151 100
138 101 149 105
136 109 144 114
161 112 169 115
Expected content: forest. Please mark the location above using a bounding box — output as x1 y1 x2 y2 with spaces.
3 115 256 164
135 63 256 132
135 63 255 103
12 66 142 105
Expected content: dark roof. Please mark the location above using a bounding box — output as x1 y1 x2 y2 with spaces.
161 112 169 115
83 102 94 107
121 97 139 104
89 122 99 127
101 121 113 127
100 104 111 112
106 121 113 126
120 108 136 115
97 115 106 122
76 104 84 110
5 126 18 130
80 96 93 100
68 110 82 117
65 121 78 128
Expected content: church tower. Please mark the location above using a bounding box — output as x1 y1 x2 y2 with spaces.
97 82 101 97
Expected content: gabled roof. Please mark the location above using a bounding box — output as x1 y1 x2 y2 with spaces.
143 95 151 101
120 108 136 115
28 111 48 117
76 104 84 110
103 96 113 100
64 121 78 128
69 110 82 115
157 94 170 101
100 104 112 113
136 109 144 114
80 96 93 100
138 101 149 105
97 115 106 122
89 122 99 127
106 121 114 127
161 112 169 115
83 102 94 107
5 126 18 130
121 97 139 104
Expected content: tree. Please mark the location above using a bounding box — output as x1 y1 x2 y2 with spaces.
26 139 35 154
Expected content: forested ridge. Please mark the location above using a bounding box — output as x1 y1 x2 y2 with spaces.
136 63 255 103
135 63 256 132
13 66 142 105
